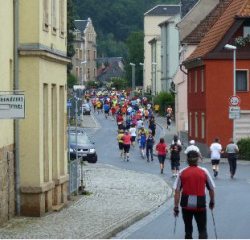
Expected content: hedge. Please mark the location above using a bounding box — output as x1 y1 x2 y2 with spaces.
237 138 250 160
153 92 175 116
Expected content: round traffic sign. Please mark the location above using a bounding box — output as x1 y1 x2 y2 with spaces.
229 95 240 106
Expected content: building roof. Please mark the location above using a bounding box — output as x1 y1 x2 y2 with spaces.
74 20 88 32
144 5 180 16
187 0 250 61
180 0 199 17
182 0 232 45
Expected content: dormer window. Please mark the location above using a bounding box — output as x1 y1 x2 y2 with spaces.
243 26 250 37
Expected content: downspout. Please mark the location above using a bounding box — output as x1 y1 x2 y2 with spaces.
14 0 20 216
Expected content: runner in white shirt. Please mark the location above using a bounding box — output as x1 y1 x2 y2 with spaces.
129 125 137 147
210 137 222 178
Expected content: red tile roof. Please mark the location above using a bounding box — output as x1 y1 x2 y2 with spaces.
187 0 250 61
183 0 233 44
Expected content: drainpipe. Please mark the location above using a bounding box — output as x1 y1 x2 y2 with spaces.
14 0 20 216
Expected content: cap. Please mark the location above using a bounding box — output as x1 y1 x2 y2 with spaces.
189 140 195 145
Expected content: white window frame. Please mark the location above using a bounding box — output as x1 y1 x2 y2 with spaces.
195 112 198 138
43 0 49 31
243 26 250 37
201 113 205 139
188 74 192 93
236 69 249 92
201 69 204 92
189 112 192 137
51 0 57 34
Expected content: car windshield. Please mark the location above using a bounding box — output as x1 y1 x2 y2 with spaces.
69 134 91 145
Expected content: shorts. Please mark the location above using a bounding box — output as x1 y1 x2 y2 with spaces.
123 144 130 153
145 116 149 120
171 159 180 170
140 142 146 149
211 159 220 165
131 136 136 142
118 142 124 150
158 155 166 164
104 110 109 114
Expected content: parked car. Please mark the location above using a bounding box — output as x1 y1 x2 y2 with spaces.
69 132 97 163
82 103 91 115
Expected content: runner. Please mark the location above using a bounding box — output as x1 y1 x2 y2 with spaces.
173 150 215 239
210 137 223 178
103 102 110 119
170 138 182 177
146 131 155 162
117 129 124 159
184 140 202 160
225 138 239 179
139 127 147 159
166 113 172 130
156 138 168 174
129 124 137 147
148 118 156 137
122 130 132 162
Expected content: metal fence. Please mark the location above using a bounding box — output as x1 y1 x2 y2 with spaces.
68 159 80 195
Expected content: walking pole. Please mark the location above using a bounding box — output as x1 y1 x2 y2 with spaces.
211 210 218 239
173 216 177 235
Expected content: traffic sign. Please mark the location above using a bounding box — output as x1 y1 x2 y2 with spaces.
229 95 240 106
229 106 240 119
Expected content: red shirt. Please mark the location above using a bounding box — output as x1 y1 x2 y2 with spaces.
122 134 131 145
156 143 167 155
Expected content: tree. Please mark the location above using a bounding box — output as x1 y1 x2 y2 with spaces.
125 31 144 87
110 77 129 90
67 73 78 89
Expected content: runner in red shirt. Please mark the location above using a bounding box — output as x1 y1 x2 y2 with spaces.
156 138 168 174
122 130 132 161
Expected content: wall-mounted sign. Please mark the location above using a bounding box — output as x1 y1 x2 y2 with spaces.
0 94 25 119
229 106 240 119
229 95 240 106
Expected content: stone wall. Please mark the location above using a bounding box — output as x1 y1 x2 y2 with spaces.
0 145 15 225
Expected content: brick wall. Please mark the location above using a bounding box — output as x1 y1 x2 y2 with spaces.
0 145 15 225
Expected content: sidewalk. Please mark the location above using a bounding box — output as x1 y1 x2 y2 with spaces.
0 114 172 239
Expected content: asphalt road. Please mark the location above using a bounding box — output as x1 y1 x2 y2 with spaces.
87 112 250 239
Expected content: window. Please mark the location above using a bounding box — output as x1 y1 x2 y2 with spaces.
51 0 57 33
188 74 192 93
75 48 79 59
59 0 65 37
76 67 79 77
201 113 205 139
195 112 198 138
194 70 198 93
87 50 90 61
189 112 192 137
236 70 248 91
79 49 83 60
43 0 49 31
87 68 90 80
201 69 204 92
243 26 250 37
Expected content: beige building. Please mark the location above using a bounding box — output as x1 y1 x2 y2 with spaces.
72 18 97 84
0 0 69 220
144 5 180 94
0 0 16 225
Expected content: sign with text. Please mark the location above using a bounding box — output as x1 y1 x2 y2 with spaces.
229 106 240 119
229 95 240 106
0 94 25 119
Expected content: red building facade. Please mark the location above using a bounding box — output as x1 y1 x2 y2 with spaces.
184 0 250 155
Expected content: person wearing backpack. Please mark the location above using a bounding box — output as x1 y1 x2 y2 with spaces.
170 138 182 177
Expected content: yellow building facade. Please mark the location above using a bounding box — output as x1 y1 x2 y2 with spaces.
0 1 15 225
18 0 69 216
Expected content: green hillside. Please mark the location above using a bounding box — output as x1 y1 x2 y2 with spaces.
73 0 179 57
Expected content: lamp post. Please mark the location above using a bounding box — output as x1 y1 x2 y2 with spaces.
140 62 144 97
130 63 136 98
81 60 87 86
224 44 237 141
152 62 157 96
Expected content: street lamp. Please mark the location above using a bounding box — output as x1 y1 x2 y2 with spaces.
130 63 136 98
152 62 157 96
140 62 144 96
224 44 237 141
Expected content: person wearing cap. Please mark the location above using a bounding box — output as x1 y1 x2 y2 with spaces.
184 140 202 160
173 150 215 239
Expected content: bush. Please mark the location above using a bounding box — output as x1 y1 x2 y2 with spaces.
237 138 250 160
153 92 175 116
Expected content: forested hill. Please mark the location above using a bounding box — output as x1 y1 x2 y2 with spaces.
73 0 179 57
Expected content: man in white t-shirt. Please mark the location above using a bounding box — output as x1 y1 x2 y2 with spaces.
210 138 222 177
184 140 202 160
129 125 137 147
